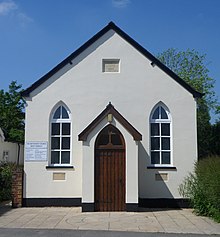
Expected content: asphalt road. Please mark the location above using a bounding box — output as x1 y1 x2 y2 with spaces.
0 228 219 237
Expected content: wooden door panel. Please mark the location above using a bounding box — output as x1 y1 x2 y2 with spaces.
95 125 125 212
95 149 125 211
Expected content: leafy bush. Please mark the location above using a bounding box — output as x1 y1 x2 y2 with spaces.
179 156 220 222
0 162 16 202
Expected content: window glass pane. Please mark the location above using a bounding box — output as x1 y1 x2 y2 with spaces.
53 107 61 119
51 151 59 164
162 152 170 164
111 133 122 145
151 137 160 150
152 107 159 119
51 137 60 149
52 123 60 135
161 107 168 119
62 106 69 119
161 123 170 136
61 151 70 164
62 137 70 149
162 138 170 150
151 152 160 164
62 123 70 135
97 134 109 145
151 123 159 136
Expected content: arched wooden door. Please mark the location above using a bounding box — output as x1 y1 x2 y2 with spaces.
95 125 125 211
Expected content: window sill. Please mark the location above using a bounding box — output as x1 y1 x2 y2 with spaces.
147 166 177 170
46 166 74 169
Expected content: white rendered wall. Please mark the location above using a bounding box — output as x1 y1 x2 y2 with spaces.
24 30 197 200
0 141 24 165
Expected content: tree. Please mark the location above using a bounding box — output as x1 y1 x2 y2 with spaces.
210 121 220 156
0 81 25 165
157 48 220 158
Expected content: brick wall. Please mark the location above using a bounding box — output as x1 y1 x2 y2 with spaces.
12 168 23 208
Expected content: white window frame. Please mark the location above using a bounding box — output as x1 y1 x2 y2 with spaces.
150 104 173 167
50 104 72 166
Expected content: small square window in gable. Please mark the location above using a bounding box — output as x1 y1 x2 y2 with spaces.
102 59 120 73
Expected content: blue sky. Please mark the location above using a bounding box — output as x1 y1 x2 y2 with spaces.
0 0 220 109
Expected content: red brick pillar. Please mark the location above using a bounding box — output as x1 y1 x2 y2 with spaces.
12 168 23 208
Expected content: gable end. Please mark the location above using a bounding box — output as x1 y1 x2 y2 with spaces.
22 22 203 98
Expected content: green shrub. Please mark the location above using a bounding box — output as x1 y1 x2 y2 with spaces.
0 162 16 202
179 156 220 222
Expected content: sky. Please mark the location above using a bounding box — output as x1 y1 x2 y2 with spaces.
0 0 220 117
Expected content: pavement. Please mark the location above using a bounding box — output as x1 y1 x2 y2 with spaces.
0 202 220 235
0 228 218 237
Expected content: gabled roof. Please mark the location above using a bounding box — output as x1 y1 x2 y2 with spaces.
22 21 203 98
78 103 142 141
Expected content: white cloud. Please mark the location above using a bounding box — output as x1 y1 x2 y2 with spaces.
112 0 130 8
0 0 17 15
0 0 33 27
17 12 33 27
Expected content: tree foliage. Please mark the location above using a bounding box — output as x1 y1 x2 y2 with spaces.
157 48 220 158
0 81 25 144
0 162 16 201
210 121 220 156
157 48 219 113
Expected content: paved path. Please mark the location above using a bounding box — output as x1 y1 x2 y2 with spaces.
0 228 218 237
0 205 219 235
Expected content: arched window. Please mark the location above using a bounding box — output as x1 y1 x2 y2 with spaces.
50 105 71 165
150 104 171 165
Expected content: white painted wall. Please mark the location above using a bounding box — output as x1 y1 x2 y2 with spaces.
0 141 24 165
24 29 197 201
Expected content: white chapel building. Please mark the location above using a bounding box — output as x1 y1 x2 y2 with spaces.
22 22 202 211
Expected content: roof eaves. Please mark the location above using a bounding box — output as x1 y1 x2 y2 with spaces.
22 23 113 97
22 21 203 98
108 23 203 98
152 59 204 98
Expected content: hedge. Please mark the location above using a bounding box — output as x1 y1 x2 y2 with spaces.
0 162 16 202
179 156 220 222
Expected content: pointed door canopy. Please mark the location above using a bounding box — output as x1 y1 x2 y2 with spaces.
78 103 142 142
